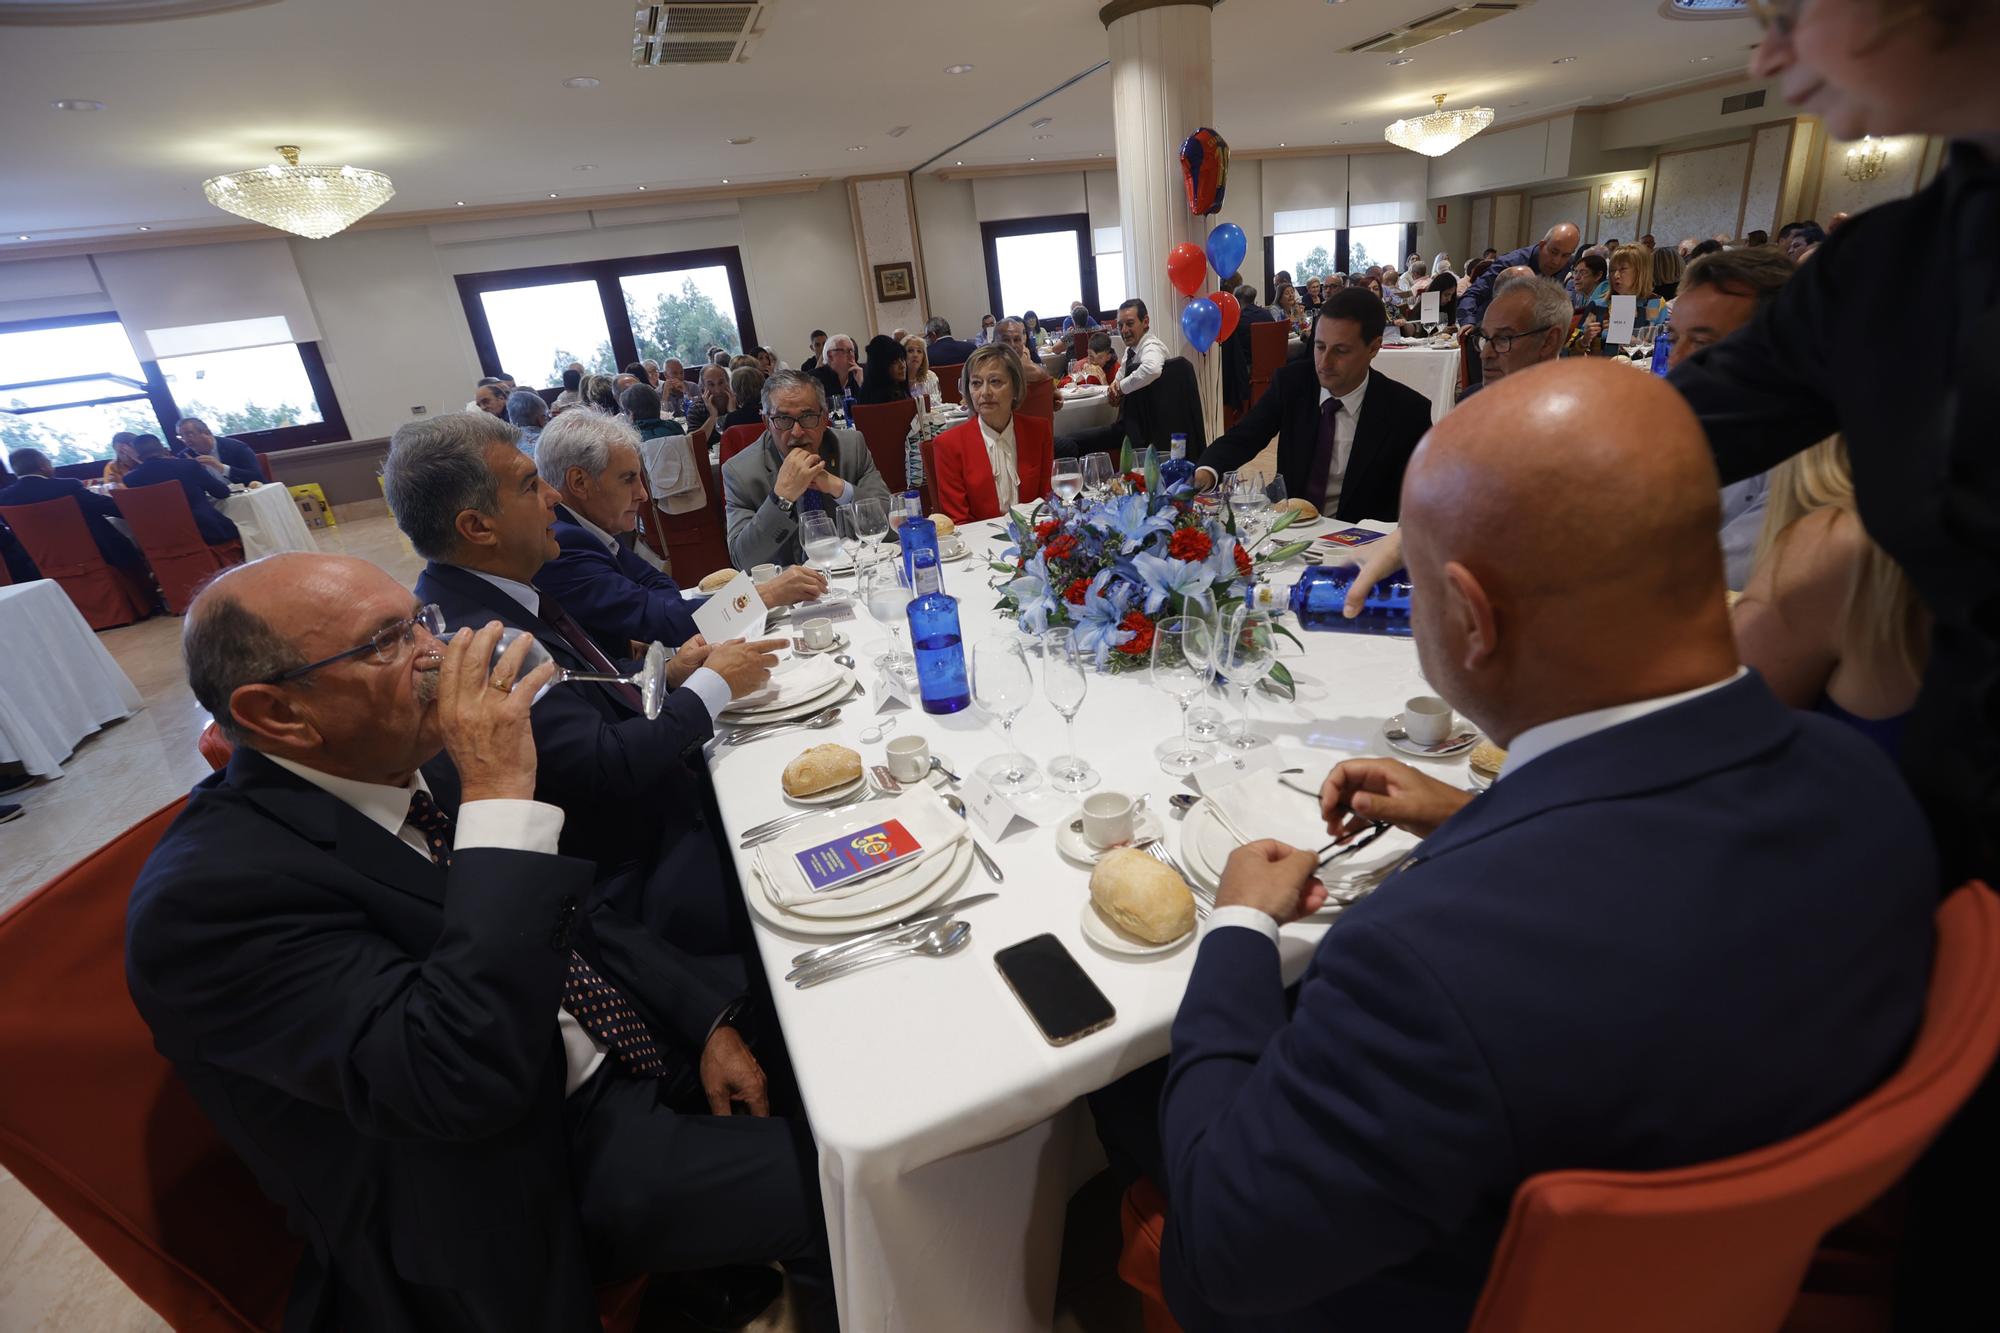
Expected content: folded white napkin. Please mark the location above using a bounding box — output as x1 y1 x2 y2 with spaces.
726 651 841 712
754 792 966 908
1204 763 1332 852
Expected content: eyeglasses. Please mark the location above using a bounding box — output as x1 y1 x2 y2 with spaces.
767 411 825 432
262 604 446 685
1465 325 1554 355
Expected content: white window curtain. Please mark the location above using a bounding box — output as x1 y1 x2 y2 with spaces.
93 239 321 361
1272 207 1341 235
1261 156 1348 235
1347 153 1430 228
971 174 1087 222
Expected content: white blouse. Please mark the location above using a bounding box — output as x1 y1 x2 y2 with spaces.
978 414 1019 510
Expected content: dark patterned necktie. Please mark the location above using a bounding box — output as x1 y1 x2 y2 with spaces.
536 592 645 712
1307 397 1344 509
403 789 666 1078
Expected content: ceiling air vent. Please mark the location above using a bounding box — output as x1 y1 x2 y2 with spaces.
1345 1 1535 56
1720 89 1766 114
633 2 763 66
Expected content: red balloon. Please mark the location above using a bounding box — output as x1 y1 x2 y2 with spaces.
1208 289 1241 342
1167 242 1207 298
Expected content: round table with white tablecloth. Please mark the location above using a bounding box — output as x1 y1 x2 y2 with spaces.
217 482 319 560
711 517 1472 1331
1371 344 1462 423
0 580 143 777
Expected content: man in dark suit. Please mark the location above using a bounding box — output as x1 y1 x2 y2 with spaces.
807 334 862 405
532 408 827 660
385 411 783 951
1091 361 1937 1332
120 433 241 546
0 447 146 574
923 316 978 368
174 416 262 484
127 554 832 1332
1195 287 1433 522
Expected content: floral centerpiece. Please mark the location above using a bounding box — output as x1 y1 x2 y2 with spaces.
990 453 1312 687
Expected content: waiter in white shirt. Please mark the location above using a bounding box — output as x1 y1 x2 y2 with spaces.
1058 298 1173 458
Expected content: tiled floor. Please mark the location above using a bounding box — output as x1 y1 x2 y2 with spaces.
0 507 1140 1331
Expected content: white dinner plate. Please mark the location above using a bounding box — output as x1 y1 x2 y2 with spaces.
721 669 853 723
746 839 974 937
1180 798 1410 908
1079 901 1192 957
763 833 959 920
1055 809 1169 866
783 774 867 807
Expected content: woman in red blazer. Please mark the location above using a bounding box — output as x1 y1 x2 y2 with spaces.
929 344 1055 524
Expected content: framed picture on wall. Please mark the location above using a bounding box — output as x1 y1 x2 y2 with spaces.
873 262 915 302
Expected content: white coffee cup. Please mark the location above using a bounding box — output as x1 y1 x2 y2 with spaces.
801 617 834 650
1081 791 1137 849
885 735 931 783
751 562 780 583
1403 695 1455 746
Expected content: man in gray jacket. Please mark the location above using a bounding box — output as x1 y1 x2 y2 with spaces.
722 369 890 569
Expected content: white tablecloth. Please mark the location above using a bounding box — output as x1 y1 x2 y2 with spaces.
0 580 143 777
219 483 319 560
1053 387 1118 435
1372 345 1462 423
713 517 1470 1330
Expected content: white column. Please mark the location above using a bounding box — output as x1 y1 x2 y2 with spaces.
1102 0 1222 440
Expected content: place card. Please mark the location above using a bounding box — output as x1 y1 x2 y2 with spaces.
693 572 768 645
1319 527 1387 548
1191 744 1288 797
1606 294 1638 347
875 668 913 714
1420 290 1440 325
959 771 1035 841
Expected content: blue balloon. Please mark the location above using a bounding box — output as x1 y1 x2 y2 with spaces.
1180 297 1222 352
1205 223 1247 282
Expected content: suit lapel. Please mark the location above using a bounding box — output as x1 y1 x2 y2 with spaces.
418 561 593 675
229 750 446 909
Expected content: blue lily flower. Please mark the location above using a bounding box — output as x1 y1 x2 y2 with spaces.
1072 570 1135 668
1091 493 1175 555
1130 550 1218 616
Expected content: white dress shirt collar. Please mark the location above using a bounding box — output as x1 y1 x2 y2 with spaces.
565 507 620 555
266 754 429 839
1500 668 1748 780
1317 375 1370 416
463 567 541 616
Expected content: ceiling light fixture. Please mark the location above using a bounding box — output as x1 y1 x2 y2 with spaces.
728 136 754 145
721 178 729 183
1552 55 1576 63
201 144 395 239
15 235 28 241
1844 136 1888 182
1034 133 1053 140
1384 92 1496 158
1387 56 1415 66
1600 178 1642 218
637 185 649 190
548 192 559 198
561 76 601 88
1690 54 1712 62
847 145 865 151
137 225 151 231
1030 116 1053 129
945 63 973 74
52 99 105 112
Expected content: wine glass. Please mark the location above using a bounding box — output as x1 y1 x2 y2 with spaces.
1231 470 1271 550
846 497 889 574
490 628 670 720
1042 627 1097 792
862 559 915 679
972 636 1041 793
1051 459 1085 512
1181 606 1227 743
1151 616 1214 774
1081 451 1115 502
800 509 843 574
1216 606 1277 750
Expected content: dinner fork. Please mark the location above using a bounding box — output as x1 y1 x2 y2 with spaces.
1143 841 1208 918
739 775 904 848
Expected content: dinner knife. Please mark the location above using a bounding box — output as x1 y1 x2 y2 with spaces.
786 892 998 975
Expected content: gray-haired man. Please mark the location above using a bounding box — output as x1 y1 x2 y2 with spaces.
722 370 890 569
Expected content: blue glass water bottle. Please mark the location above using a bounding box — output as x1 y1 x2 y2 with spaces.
905 550 970 714
841 386 857 428
1288 562 1414 636
1649 323 1674 377
1159 435 1195 492
898 516 939 589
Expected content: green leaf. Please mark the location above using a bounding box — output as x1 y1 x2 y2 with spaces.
988 561 1018 574
1009 506 1033 534
1259 541 1312 564
1263 661 1297 700
1143 446 1160 499
1119 439 1136 474
1273 622 1304 652
1267 508 1298 536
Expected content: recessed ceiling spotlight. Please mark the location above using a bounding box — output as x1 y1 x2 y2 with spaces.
1387 56 1415 66
1030 116 1053 129
1552 55 1576 63
721 178 729 184
1689 54 1712 62
955 160 963 165
1028 157 1036 162
455 200 466 205
1034 133 1053 140
945 63 973 74
561 76 600 89
548 192 559 198
847 145 866 151
637 185 648 191
15 235 28 241
1278 142 1286 147
52 99 105 111
137 225 151 231
728 136 755 144
574 163 596 171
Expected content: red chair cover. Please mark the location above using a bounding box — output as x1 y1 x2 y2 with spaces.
196 721 233 771
932 364 966 406
916 435 940 516
851 399 918 493
1247 322 1288 409
0 499 152 629
112 482 241 615
1019 378 1057 420
717 423 766 466
254 453 275 484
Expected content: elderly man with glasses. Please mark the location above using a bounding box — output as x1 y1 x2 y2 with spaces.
721 368 889 570
1461 274 1572 400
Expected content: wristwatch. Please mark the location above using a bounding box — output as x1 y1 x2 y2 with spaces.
773 492 795 515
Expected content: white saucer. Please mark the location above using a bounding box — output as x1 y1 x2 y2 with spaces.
1383 718 1479 758
938 542 972 564
1055 809 1169 865
784 774 867 807
793 631 851 657
1079 901 1192 957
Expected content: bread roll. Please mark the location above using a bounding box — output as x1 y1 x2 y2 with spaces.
1089 848 1195 945
928 513 957 539
698 568 739 593
1276 497 1319 521
783 744 863 798
1468 739 1507 777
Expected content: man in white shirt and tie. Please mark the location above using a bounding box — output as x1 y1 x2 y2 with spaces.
1057 298 1173 458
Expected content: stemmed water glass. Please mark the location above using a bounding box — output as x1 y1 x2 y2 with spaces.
862 559 915 680
1051 458 1085 513
1230 469 1271 550
1042 626 1097 792
1151 615 1215 774
846 496 889 574
1216 605 1277 750
972 636 1041 793
1182 606 1226 743
490 628 670 720
1081 451 1115 502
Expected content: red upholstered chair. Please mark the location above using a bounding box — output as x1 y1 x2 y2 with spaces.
1069 328 1090 365
113 482 244 615
254 452 274 484
717 423 765 466
0 795 652 1333
1247 321 1289 409
851 398 917 493
916 435 940 516
197 720 233 771
932 363 966 406
0 498 152 629
1019 378 1057 420
1118 882 2000 1333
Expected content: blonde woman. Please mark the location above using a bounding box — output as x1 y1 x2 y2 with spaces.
1731 437 1928 756
1579 244 1666 355
902 335 941 404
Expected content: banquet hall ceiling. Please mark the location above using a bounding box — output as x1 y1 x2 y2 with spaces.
0 0 1759 243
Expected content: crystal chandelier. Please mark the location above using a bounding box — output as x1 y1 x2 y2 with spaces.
1600 179 1641 220
202 145 395 239
1843 137 1888 183
1384 94 1496 158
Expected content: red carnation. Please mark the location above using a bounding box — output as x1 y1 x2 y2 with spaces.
1115 610 1156 656
1168 528 1213 562
1232 541 1253 576
1035 519 1062 541
1046 534 1078 561
1124 471 1148 494
1064 577 1090 605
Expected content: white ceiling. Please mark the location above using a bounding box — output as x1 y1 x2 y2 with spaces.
0 0 1761 243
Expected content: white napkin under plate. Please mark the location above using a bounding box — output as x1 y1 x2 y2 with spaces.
753 792 965 908
1203 761 1334 852
726 651 841 713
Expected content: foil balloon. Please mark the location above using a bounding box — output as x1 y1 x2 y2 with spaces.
1180 127 1230 216
1208 289 1241 343
1167 242 1207 298
1180 297 1221 352
1205 223 1247 283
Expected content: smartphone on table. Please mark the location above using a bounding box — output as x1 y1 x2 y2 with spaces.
993 934 1116 1046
